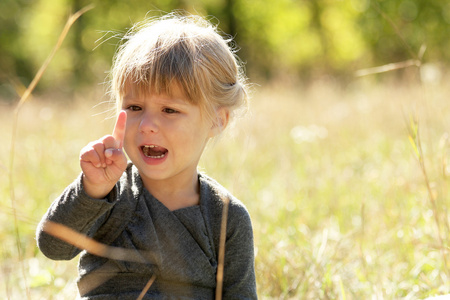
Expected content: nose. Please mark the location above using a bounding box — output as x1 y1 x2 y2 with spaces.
139 111 159 133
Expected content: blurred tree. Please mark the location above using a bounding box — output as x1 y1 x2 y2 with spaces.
357 0 450 65
1 0 449 101
0 0 36 100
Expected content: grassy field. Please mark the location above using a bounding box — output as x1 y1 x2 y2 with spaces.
1 78 450 299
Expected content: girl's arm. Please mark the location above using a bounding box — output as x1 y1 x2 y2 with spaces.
36 175 118 260
36 111 128 260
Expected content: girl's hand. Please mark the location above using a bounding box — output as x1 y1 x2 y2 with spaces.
80 110 127 199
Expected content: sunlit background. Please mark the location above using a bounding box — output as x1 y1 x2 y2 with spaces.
1 0 450 299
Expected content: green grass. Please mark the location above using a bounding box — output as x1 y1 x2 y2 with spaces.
1 79 450 299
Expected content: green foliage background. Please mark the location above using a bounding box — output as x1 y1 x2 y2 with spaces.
1 0 450 98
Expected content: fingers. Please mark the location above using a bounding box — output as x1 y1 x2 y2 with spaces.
80 111 127 170
104 148 123 162
112 110 127 149
80 141 106 168
80 136 121 168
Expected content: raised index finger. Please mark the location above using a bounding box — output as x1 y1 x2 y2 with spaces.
112 110 127 148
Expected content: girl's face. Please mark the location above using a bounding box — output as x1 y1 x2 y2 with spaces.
121 84 215 190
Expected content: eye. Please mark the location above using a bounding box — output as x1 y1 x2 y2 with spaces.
125 105 142 112
163 107 179 114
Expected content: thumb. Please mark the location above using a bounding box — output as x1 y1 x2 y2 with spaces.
105 148 124 161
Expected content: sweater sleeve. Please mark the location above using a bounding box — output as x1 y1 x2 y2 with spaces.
222 201 257 299
36 174 117 261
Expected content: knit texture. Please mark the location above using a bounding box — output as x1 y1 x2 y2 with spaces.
36 163 256 299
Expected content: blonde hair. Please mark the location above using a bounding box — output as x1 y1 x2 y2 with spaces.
110 12 249 123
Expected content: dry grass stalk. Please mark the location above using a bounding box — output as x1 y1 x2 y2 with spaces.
13 4 94 114
355 59 421 77
42 221 151 263
356 2 426 78
43 221 158 294
43 211 231 297
356 0 449 278
8 5 94 299
137 275 157 300
215 196 230 300
407 116 450 277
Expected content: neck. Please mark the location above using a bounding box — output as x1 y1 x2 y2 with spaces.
141 171 200 211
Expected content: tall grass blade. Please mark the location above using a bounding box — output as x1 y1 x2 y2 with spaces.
215 196 230 300
42 221 151 263
8 5 94 299
43 221 161 295
355 59 420 77
137 275 157 300
339 276 346 300
406 116 450 278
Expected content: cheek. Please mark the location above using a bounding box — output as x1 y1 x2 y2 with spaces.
124 118 138 137
170 127 198 150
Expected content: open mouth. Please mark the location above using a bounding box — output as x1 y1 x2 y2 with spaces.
141 145 168 159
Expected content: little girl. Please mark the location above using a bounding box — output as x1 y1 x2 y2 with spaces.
36 12 256 299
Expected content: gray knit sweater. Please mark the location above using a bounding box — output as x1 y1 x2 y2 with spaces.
36 163 257 299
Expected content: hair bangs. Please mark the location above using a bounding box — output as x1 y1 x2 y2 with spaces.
114 30 203 107
111 13 249 125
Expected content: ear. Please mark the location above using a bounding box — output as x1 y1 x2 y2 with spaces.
210 107 230 137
